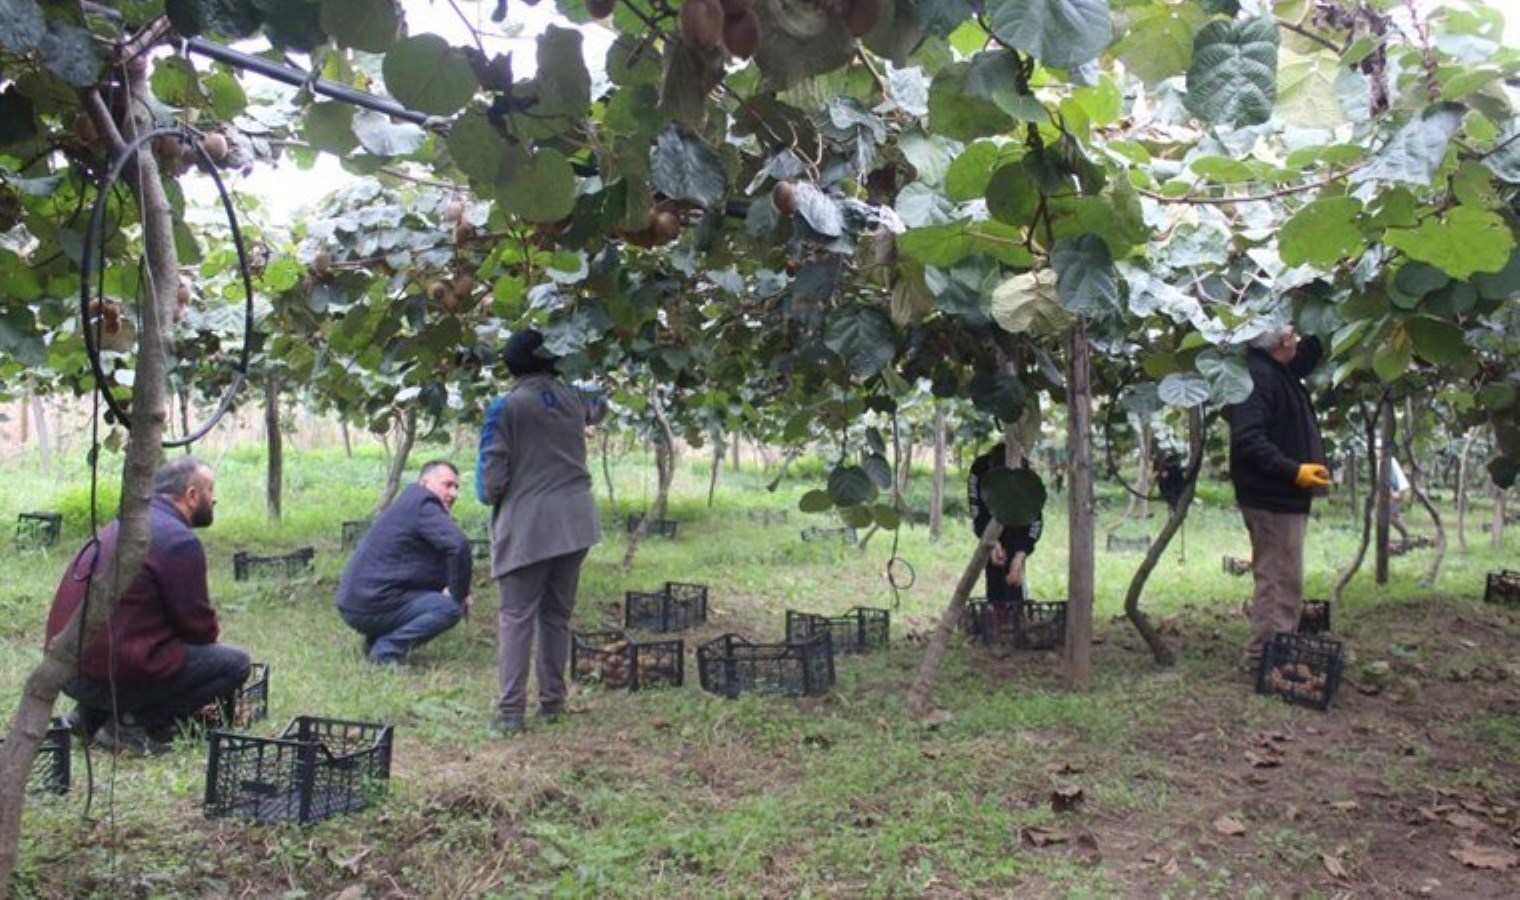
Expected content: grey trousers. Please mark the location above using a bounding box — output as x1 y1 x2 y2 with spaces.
1241 507 1308 666
496 549 589 716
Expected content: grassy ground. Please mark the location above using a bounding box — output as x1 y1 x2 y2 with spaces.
1 442 1516 897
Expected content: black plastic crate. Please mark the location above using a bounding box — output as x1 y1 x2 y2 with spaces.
697 633 834 698
1298 600 1331 636
16 511 62 548
800 526 858 544
965 599 1068 651
233 546 315 581
1485 570 1520 606
340 520 370 550
0 718 71 795
204 715 393 824
626 512 679 538
745 509 790 524
469 538 491 560
960 596 988 637
784 607 890 655
1106 533 1151 553
1255 632 1344 711
198 663 270 731
623 582 709 632
1222 555 1252 576
570 630 684 690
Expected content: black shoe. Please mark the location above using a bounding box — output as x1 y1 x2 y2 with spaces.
537 705 564 724
489 713 526 737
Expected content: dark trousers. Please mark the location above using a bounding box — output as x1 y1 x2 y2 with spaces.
340 591 463 662
497 549 588 717
65 643 252 731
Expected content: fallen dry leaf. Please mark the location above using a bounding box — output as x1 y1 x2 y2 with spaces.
1449 841 1517 871
1446 812 1487 831
1245 750 1281 769
1330 800 1359 812
1321 852 1348 879
1020 827 1068 848
1162 857 1181 877
922 708 955 729
1047 761 1086 775
1283 803 1302 822
1213 815 1247 837
1072 830 1102 866
1050 784 1085 813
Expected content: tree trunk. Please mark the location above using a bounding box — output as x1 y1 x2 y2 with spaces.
30 395 51 469
0 78 176 888
905 522 1001 718
340 419 353 459
896 425 915 503
600 429 619 521
1456 428 1475 553
730 432 740 471
1333 403 1382 604
1064 321 1095 689
764 448 800 493
706 434 723 508
17 394 28 444
376 408 417 511
1493 484 1507 551
1374 398 1394 584
1401 397 1445 586
1123 409 1205 666
1346 446 1359 514
929 402 946 541
622 390 675 571
265 374 282 521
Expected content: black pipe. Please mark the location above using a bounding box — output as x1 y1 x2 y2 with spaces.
180 36 436 127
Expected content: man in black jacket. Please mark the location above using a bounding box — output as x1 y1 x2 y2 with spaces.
1226 324 1331 671
336 460 473 665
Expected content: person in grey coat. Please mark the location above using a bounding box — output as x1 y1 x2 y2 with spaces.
479 329 606 734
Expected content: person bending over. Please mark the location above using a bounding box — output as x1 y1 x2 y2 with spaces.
968 442 1045 635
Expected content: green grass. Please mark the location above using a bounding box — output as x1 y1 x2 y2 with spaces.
0 440 1516 897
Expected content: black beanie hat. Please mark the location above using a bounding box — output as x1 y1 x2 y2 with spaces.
503 328 557 377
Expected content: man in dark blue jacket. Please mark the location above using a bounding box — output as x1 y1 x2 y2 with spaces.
1225 323 1331 671
336 461 473 665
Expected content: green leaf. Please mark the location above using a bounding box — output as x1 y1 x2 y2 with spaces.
824 305 898 379
204 70 248 119
0 86 36 146
1184 17 1279 127
895 182 954 227
840 504 874 528
1483 126 1520 183
445 108 504 184
970 371 1028 422
351 109 425 156
985 163 1039 227
897 221 1034 268
793 182 843 237
607 33 661 87
1196 351 1253 405
1276 48 1346 128
1372 326 1413 383
0 0 46 55
1158 372 1210 407
302 101 358 155
151 57 208 109
862 452 893 490
1404 316 1470 366
1052 234 1118 317
1111 3 1198 84
1278 196 1366 268
799 489 835 513
898 129 957 186
945 141 1003 201
649 124 727 209
990 269 1071 337
1384 205 1513 280
984 0 1113 69
536 25 591 117
871 504 902 530
260 0 326 51
1489 456 1519 489
321 0 397 52
929 62 1011 141
980 466 1046 528
497 149 577 223
40 22 101 88
383 34 477 117
1350 103 1464 187
828 465 878 507
1473 248 1520 300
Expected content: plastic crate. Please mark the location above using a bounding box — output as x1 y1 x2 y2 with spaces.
16 511 62 548
1106 533 1151 553
626 512 679 538
800 526 857 544
1255 632 1344 711
745 509 790 524
784 607 890 654
1484 570 1520 606
965 599 1068 651
960 596 988 637
0 718 71 795
697 633 834 698
1298 600 1332 636
198 663 270 731
1222 555 1252 576
570 630 684 690
233 546 315 581
204 716 393 824
623 582 709 632
340 520 370 550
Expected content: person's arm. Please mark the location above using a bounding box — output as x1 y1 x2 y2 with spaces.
1289 335 1323 379
1227 383 1301 485
156 536 220 644
576 382 608 426
416 498 473 602
478 395 511 507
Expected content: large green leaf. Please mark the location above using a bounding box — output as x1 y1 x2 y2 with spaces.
536 25 591 117
799 489 835 513
1278 196 1366 268
1482 126 1520 183
1384 205 1513 280
990 269 1071 337
0 0 46 54
1276 48 1346 128
823 305 898 379
1112 3 1199 84
497 149 577 223
897 221 1035 268
928 62 1011 141
40 23 101 88
985 163 1040 227
303 101 358 155
970 370 1028 422
1052 234 1118 317
827 465 878 506
1196 351 1254 405
383 34 477 117
445 108 504 184
260 0 326 51
980 466 1046 528
1372 325 1413 383
1404 316 1471 366
862 452 893 490
1184 17 1279 127
351 109 425 156
984 0 1113 69
794 182 844 237
945 141 1004 201
650 124 727 209
1350 103 1464 186
151 57 207 109
1158 372 1210 407
321 0 398 52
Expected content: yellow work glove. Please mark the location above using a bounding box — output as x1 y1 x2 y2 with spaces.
1294 464 1331 489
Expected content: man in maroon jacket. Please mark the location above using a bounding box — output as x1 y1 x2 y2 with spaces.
46 456 250 754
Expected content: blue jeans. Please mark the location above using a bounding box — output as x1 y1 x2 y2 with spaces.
65 642 252 732
340 591 463 662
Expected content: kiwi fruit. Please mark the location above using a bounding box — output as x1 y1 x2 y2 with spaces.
651 210 681 243
312 249 333 277
680 0 724 51
772 180 799 215
452 273 477 298
201 131 229 162
723 8 760 59
428 281 452 304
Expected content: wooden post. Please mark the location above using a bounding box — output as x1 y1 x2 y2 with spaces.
1064 320 1095 688
930 402 946 540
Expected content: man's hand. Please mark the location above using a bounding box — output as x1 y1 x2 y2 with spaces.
461 594 473 619
1294 464 1331 489
1006 553 1026 587
990 545 1007 567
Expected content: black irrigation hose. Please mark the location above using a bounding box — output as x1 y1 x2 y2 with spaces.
79 123 255 448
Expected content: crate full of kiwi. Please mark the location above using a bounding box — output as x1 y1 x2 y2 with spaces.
571 631 685 691
1255 632 1344 711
